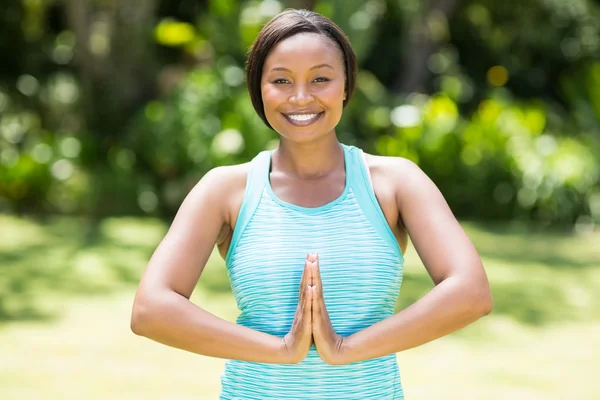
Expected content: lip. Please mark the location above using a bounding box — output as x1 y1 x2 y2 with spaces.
282 112 324 127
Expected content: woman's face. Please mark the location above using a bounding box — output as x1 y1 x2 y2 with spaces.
261 32 346 144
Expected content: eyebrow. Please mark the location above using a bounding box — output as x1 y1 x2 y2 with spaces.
269 63 335 72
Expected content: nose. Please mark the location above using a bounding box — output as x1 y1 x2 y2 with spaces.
288 84 314 106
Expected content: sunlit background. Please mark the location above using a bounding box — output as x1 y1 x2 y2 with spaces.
1 0 599 399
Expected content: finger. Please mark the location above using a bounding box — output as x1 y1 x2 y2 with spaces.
306 285 313 310
307 252 314 288
314 279 327 312
308 256 314 288
311 286 320 321
313 277 321 301
313 254 322 286
299 260 310 301
305 285 313 331
302 259 312 286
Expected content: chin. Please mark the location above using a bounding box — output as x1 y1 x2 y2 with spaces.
272 117 338 144
277 127 332 145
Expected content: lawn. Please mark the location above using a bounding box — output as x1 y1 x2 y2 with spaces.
0 215 599 399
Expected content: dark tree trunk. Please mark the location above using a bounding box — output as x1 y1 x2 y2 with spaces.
394 0 460 93
64 0 159 138
63 0 159 227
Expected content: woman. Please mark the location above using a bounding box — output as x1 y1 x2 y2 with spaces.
131 9 492 400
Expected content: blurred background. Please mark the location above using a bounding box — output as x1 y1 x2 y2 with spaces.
0 0 599 398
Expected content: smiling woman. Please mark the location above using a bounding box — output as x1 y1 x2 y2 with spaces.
131 9 492 400
260 33 345 139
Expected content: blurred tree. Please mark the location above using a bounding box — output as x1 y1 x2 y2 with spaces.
63 0 158 142
394 0 459 93
0 0 598 227
62 0 161 219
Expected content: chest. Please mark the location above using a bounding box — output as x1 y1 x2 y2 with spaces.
219 172 407 258
268 170 346 209
226 193 403 327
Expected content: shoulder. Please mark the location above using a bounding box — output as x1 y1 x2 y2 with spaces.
363 152 424 184
203 162 251 190
184 162 252 223
363 152 441 206
192 162 250 196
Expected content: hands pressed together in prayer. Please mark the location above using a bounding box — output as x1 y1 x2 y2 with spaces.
282 253 345 365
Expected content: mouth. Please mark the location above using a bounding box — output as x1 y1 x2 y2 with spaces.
282 112 324 127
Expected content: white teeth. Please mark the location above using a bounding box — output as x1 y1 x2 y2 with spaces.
288 113 318 121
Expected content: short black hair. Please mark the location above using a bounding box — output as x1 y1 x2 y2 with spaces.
246 9 358 129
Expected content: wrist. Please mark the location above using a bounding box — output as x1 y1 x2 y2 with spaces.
335 334 353 365
279 336 293 363
318 334 350 365
279 335 302 364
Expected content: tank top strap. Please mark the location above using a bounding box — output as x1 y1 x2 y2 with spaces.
344 144 403 261
225 150 271 266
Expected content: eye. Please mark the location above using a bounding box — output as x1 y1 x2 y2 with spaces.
313 77 330 83
272 79 289 84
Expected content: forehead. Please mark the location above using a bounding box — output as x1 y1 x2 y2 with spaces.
263 32 344 71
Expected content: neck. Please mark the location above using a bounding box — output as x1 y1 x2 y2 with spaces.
272 134 343 180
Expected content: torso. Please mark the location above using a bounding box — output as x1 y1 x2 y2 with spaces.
218 145 406 399
216 152 408 259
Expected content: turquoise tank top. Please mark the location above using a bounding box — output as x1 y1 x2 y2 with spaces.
220 144 405 399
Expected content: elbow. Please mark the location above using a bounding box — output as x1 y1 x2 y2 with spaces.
457 273 492 318
478 296 493 317
473 286 493 317
482 293 494 317
130 298 152 336
131 289 177 336
130 306 145 336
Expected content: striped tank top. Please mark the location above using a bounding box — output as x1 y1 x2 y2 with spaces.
221 144 405 399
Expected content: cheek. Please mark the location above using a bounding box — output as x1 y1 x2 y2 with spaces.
319 82 345 107
261 84 283 112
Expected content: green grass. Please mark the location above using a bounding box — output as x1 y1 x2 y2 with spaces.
0 215 599 399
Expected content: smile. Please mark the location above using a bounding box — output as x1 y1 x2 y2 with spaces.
283 112 323 126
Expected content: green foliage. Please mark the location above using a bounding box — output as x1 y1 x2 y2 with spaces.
0 0 599 225
127 64 276 213
372 92 599 224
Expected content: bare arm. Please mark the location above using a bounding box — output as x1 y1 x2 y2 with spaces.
130 166 299 363
336 158 492 364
